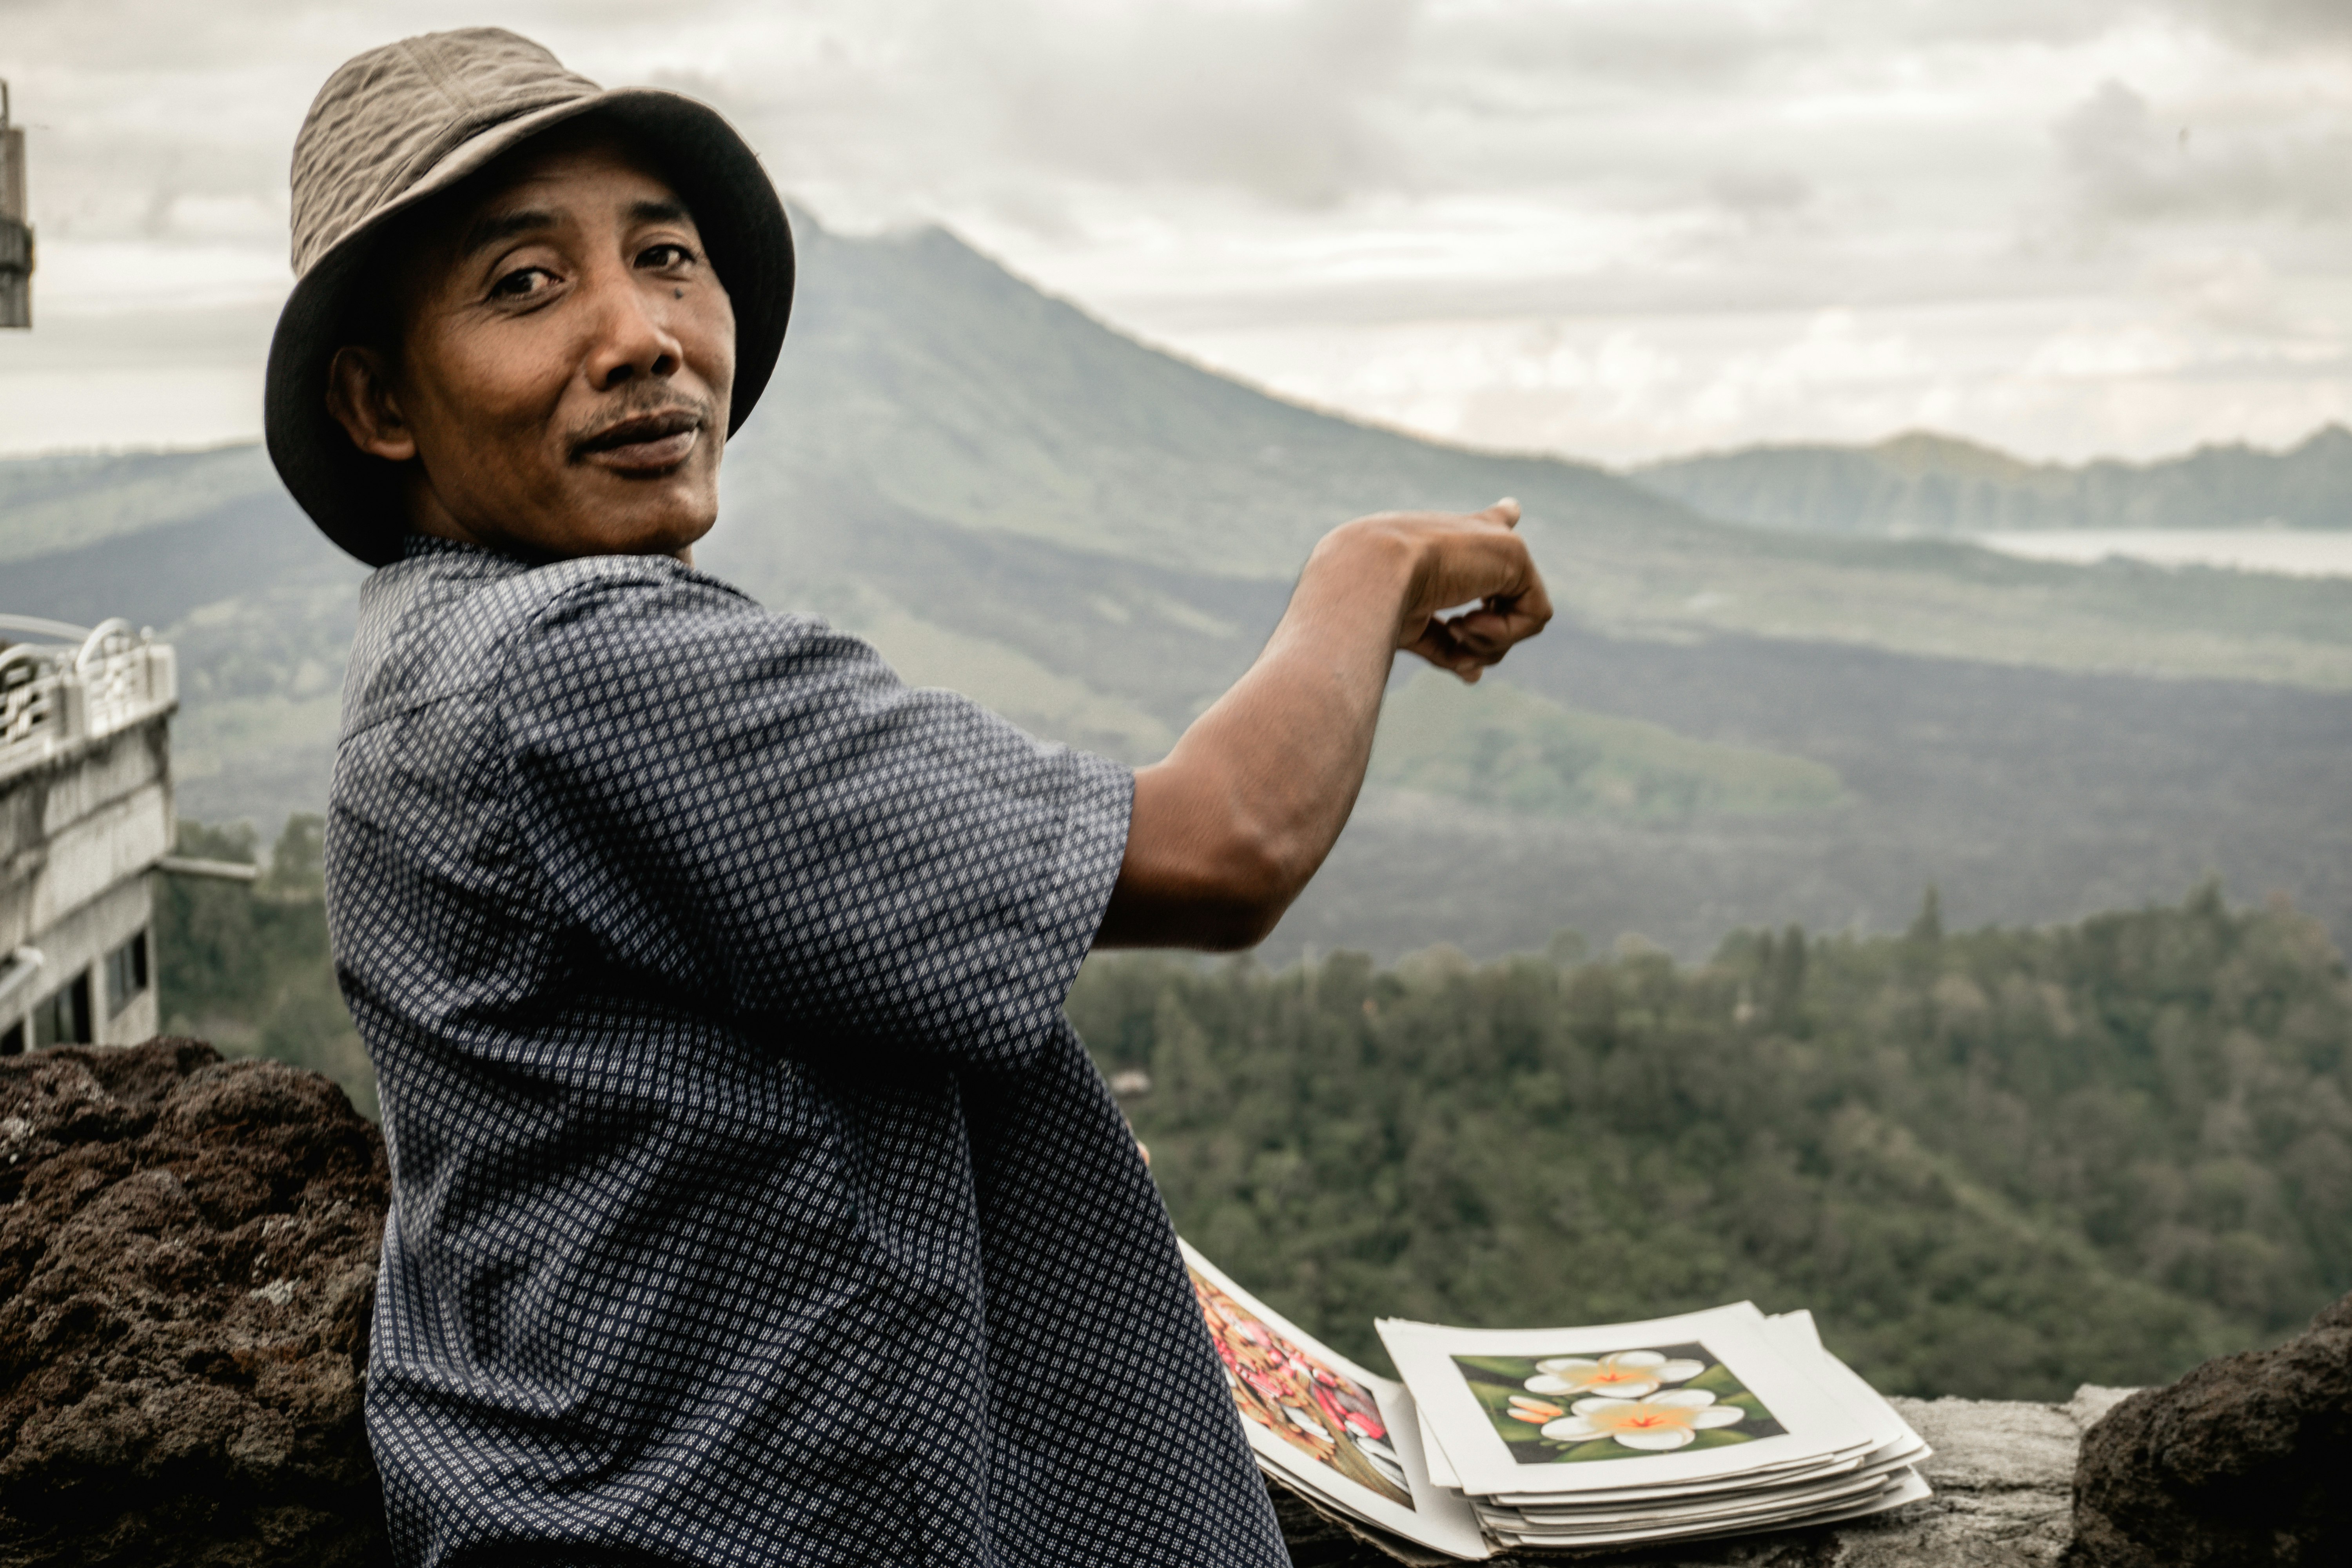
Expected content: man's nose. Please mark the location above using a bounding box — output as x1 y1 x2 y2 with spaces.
583 268 684 390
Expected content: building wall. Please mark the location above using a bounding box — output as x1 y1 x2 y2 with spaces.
0 713 172 1050
9 875 157 1045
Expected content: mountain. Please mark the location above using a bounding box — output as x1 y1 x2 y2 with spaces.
1628 426 2352 536
7 213 2352 960
1366 671 1846 823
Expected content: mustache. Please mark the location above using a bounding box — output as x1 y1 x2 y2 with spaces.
565 396 715 461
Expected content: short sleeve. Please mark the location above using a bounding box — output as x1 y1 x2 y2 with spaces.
495 565 1133 1070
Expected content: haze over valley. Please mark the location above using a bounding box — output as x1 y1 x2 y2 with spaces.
9 214 2352 966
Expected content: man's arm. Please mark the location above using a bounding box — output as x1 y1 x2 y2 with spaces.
1095 500 1551 951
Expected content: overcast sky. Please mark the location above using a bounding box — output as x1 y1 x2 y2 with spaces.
2 0 2349 464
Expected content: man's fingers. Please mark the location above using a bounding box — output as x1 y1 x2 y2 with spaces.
1444 614 1515 659
1494 574 1555 637
1406 615 1510 683
1443 584 1553 653
1372 499 1550 668
1403 617 1454 666
1405 617 1475 675
1443 618 1527 664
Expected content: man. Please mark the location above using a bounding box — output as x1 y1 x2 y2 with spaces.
269 28 1550 1568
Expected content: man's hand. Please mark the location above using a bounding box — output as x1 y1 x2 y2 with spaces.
1096 499 1552 951
1339 498 1550 682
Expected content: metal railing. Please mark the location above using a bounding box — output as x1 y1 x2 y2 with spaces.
0 617 178 779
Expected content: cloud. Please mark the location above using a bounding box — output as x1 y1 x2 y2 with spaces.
2161 0 2352 50
1708 169 1815 220
4 0 2352 462
949 0 1421 207
2149 250 2301 339
2055 78 2352 229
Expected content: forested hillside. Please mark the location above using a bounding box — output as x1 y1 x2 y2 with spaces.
164 819 2352 1403
1074 889 2352 1401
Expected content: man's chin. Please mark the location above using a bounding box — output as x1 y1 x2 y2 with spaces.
568 473 719 553
511 495 717 561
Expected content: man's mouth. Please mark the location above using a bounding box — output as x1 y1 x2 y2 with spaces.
572 409 706 472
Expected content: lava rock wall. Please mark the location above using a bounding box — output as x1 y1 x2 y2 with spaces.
2071 1292 2352 1567
0 1040 389 1567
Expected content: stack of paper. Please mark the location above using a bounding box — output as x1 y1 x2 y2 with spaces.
1179 1246 1930 1560
1176 1250 1929 1561
1377 1304 1932 1552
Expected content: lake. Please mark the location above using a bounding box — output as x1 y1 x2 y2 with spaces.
1973 529 2352 580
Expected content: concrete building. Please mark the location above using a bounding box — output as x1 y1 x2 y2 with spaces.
1 616 181 1054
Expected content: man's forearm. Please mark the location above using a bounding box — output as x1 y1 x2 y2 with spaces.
1098 530 1412 949
1095 502 1549 951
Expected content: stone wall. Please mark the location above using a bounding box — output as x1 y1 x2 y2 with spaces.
0 1039 386 1567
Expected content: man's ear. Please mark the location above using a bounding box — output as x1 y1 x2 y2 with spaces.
326 346 418 463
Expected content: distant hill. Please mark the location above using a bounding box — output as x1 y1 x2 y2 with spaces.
7 214 2352 960
1629 426 2352 535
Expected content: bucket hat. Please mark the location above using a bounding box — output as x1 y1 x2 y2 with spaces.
264 28 793 567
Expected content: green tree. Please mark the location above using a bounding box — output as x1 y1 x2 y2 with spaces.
1072 889 2352 1400
154 816 375 1117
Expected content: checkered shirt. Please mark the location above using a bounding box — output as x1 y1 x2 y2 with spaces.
326 536 1285 1568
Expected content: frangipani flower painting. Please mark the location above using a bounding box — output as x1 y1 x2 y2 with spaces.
1188 1267 1414 1508
1452 1342 1787 1463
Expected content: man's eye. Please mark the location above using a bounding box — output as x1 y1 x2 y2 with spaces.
639 243 697 270
491 267 557 299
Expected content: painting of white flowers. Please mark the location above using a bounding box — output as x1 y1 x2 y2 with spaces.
1450 1343 1788 1464
1379 1303 1882 1499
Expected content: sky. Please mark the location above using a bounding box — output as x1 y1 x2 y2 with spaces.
2 0 2350 465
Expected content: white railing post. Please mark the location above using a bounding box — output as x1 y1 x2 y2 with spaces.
145 641 177 706
0 620 177 778
56 672 85 745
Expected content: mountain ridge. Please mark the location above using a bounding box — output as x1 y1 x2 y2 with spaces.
7 214 2352 960
1630 424 2352 536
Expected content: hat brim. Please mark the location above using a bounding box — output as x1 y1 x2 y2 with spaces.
264 89 793 568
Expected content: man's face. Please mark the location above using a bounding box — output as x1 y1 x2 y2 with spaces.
330 130 736 560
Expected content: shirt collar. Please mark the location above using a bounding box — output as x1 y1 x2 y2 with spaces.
401 532 498 563
397 533 547 579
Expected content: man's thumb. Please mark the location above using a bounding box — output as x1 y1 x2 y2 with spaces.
1485 497 1523 528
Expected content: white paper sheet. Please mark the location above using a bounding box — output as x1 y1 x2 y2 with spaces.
1487 1446 1868 1508
1491 1469 1937 1550
1495 1460 1905 1528
1764 1310 1929 1460
1379 1304 1879 1498
1490 1470 1930 1548
1419 1409 1460 1491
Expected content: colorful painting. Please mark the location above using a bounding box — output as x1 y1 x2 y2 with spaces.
1187 1267 1415 1509
1450 1342 1787 1464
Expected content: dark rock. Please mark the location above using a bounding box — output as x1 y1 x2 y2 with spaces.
2070 1291 2352 1566
0 1040 391 1568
